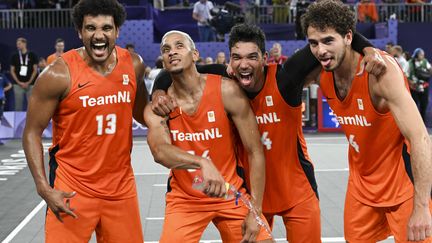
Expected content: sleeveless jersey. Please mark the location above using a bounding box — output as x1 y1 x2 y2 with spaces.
319 54 413 206
166 74 246 213
51 46 137 199
248 63 317 213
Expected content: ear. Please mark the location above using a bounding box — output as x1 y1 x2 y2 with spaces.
116 28 120 39
77 29 83 40
345 30 353 46
192 49 200 62
263 51 268 65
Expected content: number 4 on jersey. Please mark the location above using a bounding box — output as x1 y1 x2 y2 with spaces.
261 132 272 150
349 134 360 153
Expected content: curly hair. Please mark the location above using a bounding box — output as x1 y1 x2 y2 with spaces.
301 0 356 37
229 24 266 55
72 0 126 30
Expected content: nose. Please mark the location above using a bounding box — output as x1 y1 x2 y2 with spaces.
238 58 249 69
93 29 104 40
317 43 328 57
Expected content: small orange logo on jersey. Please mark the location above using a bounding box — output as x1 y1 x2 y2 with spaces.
357 99 364 110
122 74 129 85
207 111 215 123
265 96 273 106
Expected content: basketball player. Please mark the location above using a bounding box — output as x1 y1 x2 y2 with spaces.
22 0 148 242
145 30 273 242
150 24 386 242
302 1 432 242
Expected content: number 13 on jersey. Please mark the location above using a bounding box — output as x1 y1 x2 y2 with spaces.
96 114 117 135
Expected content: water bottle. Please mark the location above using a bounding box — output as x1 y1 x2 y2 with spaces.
191 175 273 237
192 175 237 200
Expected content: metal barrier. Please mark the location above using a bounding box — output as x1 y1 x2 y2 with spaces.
0 9 73 29
0 3 431 29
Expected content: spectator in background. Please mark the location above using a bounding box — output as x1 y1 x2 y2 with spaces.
205 56 213 64
391 45 409 76
147 56 164 94
215 51 226 65
0 63 12 120
408 48 431 123
125 43 136 53
295 0 309 40
267 42 288 64
385 41 394 54
47 38 65 65
10 37 38 111
37 57 47 74
357 0 378 22
192 0 216 42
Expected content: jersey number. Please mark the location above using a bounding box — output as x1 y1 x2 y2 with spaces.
261 132 272 150
348 134 360 153
96 114 117 135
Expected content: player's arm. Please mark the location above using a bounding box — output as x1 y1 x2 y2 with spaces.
130 52 149 125
144 105 226 197
22 59 77 222
151 64 227 116
373 56 432 241
221 77 266 242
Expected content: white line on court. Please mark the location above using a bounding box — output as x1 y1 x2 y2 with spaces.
146 217 165 220
138 168 350 177
143 237 346 242
0 178 7 181
2 200 46 243
152 184 167 187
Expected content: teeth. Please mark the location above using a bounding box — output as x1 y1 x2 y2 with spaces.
94 43 106 47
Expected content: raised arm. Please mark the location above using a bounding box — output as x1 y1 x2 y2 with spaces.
221 77 266 242
373 56 432 241
144 105 226 197
131 52 149 125
151 64 227 116
22 59 77 222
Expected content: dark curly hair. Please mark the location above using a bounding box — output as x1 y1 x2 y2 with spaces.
72 0 126 30
229 24 266 55
301 0 356 37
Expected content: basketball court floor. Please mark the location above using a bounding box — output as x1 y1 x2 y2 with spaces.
1 132 424 242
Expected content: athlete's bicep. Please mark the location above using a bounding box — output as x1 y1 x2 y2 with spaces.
131 53 148 125
377 57 426 140
26 62 69 134
144 105 172 151
221 78 261 152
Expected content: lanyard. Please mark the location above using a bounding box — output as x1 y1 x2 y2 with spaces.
19 51 29 66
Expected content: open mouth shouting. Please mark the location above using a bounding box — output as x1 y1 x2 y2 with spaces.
91 41 109 57
237 71 254 87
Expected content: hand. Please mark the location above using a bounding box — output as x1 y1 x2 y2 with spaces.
241 211 260 243
22 82 29 89
200 158 226 198
151 90 177 117
357 47 387 77
407 205 432 241
227 63 235 77
40 188 78 222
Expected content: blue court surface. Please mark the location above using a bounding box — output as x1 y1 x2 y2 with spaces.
2 132 427 242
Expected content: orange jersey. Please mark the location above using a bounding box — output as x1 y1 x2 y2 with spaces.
51 46 137 199
248 63 317 213
166 74 246 213
46 53 59 65
319 54 413 206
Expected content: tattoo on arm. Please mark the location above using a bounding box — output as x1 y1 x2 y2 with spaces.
160 120 170 136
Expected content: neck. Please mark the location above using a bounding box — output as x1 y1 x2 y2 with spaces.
20 48 27 54
333 47 359 82
171 66 202 99
81 47 117 76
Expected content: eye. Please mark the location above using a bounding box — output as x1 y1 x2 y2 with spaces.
103 26 113 31
85 26 95 31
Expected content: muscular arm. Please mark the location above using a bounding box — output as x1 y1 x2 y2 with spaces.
151 64 227 96
277 32 375 106
144 105 202 169
373 56 432 241
221 77 266 213
131 52 149 125
23 60 69 196
23 59 76 221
